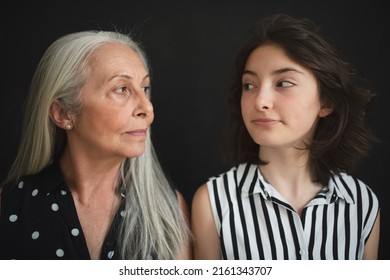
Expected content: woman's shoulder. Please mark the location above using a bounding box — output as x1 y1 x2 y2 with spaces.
0 175 37 212
0 164 60 206
0 178 31 218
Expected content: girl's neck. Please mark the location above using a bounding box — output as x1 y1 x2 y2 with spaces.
259 147 322 214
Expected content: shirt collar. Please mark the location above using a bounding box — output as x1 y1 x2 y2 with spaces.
239 163 271 200
38 160 69 195
239 163 354 205
329 173 355 204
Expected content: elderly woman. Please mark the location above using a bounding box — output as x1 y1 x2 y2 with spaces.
0 31 191 259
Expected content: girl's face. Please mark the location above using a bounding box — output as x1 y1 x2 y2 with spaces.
69 43 154 161
241 44 331 151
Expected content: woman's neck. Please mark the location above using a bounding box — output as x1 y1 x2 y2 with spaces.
58 146 122 204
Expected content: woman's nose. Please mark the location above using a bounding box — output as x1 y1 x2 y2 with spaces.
134 92 153 118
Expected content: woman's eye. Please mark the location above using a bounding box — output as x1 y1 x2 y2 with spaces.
243 83 255 90
277 81 294 88
115 86 128 95
143 86 151 95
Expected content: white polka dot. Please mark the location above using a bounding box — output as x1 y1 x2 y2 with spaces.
56 249 64 257
46 193 50 196
108 251 114 259
18 181 24 189
51 203 59 211
32 189 38 196
61 190 67 195
32 231 40 240
71 228 79 236
120 210 126 217
9 214 18 222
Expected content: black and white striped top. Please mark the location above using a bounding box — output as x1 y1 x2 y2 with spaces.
207 163 379 260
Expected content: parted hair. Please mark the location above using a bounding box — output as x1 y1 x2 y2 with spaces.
6 30 189 259
224 14 377 186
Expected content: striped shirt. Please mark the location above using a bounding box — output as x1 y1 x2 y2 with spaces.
207 163 379 260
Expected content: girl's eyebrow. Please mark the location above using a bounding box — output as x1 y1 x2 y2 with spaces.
242 70 257 76
273 67 305 75
243 67 305 76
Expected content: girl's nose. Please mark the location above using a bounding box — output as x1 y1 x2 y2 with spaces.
254 87 273 111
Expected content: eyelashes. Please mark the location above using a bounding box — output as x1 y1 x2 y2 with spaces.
142 86 151 96
242 83 255 91
242 80 295 91
276 81 294 88
114 85 151 96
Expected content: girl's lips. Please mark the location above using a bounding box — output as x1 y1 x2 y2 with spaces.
251 118 280 126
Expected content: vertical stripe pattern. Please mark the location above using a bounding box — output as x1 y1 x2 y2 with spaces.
207 163 379 260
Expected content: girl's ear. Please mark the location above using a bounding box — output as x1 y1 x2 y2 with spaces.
318 105 333 118
318 106 333 118
49 100 73 129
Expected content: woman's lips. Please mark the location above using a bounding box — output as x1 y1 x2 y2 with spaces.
125 129 147 136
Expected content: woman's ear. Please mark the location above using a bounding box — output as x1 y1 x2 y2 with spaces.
49 100 73 130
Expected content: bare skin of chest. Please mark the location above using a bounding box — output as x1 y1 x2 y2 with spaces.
74 195 120 259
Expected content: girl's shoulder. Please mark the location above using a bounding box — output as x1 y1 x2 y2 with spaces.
332 172 379 205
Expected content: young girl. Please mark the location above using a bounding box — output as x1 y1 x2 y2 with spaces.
192 14 380 260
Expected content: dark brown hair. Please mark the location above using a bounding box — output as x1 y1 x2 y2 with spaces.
223 14 377 185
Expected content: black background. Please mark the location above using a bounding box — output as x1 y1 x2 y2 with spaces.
2 0 389 259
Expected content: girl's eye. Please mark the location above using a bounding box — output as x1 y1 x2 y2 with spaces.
277 81 294 88
242 83 255 91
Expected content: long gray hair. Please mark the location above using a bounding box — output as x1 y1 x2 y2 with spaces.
6 30 190 259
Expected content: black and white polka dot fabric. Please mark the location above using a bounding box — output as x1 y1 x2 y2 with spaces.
0 161 123 260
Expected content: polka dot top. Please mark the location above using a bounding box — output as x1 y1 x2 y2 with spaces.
0 161 124 260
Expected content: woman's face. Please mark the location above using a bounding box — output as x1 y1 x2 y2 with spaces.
241 44 331 150
69 43 153 161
